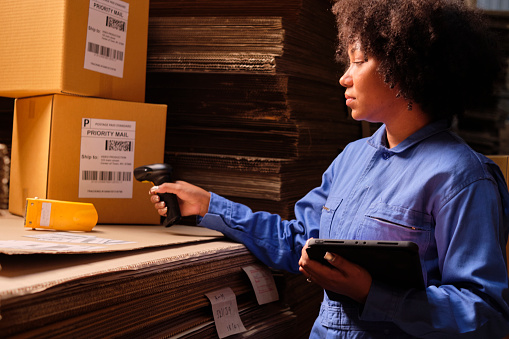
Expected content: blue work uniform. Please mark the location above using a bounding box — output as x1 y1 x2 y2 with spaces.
198 120 509 338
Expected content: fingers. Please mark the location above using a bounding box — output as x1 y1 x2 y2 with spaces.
157 206 167 217
298 240 372 303
298 240 311 268
298 265 313 283
323 252 360 277
147 181 211 218
299 239 325 282
150 193 169 207
149 186 168 216
149 182 182 195
323 251 345 273
149 186 158 195
150 193 160 204
324 251 335 262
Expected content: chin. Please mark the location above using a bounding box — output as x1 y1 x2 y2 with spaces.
350 110 365 121
351 111 380 124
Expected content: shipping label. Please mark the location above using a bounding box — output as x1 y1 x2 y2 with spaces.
79 118 135 199
205 288 246 338
84 0 129 78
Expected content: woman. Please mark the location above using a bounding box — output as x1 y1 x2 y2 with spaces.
150 0 509 337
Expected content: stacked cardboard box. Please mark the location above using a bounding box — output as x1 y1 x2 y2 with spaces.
146 0 362 219
0 0 167 224
0 0 147 102
9 95 167 224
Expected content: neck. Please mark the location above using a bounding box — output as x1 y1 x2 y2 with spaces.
384 106 432 148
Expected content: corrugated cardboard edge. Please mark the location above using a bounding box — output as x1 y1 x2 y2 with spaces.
0 212 250 303
0 240 247 301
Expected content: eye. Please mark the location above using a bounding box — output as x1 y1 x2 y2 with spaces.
351 55 369 66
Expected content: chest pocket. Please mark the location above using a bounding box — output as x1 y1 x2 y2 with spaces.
319 197 342 238
361 201 433 254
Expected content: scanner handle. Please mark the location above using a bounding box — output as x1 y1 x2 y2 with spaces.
159 192 181 227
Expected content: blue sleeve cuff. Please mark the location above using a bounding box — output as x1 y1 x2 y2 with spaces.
197 192 231 232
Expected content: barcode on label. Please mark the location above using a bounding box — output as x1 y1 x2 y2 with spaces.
87 42 124 61
82 171 132 182
106 16 126 32
105 140 132 152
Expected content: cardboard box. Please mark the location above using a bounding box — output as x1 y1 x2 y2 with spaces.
0 0 148 102
9 94 167 224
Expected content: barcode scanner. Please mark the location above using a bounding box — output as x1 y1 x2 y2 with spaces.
134 163 182 227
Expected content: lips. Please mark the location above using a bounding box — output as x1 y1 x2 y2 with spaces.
345 94 355 106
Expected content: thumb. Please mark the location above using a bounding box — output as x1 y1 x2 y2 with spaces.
150 183 174 195
324 251 337 263
323 251 344 269
323 251 364 276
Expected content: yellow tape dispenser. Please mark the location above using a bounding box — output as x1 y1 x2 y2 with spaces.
24 198 98 232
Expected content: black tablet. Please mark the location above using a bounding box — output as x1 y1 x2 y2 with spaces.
306 239 425 291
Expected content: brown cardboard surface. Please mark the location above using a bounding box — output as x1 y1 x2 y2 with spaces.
9 94 167 224
0 213 223 255
0 239 243 304
0 237 255 338
0 0 148 102
0 212 238 308
0 212 235 301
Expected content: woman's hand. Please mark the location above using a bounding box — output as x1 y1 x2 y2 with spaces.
299 238 373 304
149 181 211 218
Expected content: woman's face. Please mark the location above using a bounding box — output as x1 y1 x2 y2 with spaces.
339 45 399 123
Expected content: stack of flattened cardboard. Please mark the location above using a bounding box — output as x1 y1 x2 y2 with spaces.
165 152 333 220
145 0 362 219
0 216 322 338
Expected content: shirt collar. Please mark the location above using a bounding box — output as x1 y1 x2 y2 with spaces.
367 119 451 153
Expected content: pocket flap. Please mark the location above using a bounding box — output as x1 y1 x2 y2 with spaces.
367 202 432 231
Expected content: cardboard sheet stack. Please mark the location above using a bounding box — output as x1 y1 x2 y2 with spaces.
0 254 322 338
0 218 323 338
145 0 363 220
0 0 167 224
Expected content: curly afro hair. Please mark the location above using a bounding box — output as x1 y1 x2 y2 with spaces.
332 0 503 121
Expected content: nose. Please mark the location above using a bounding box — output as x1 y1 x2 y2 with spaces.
339 66 352 88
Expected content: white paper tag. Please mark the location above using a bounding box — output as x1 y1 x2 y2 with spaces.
79 118 135 199
205 287 246 338
40 202 52 227
242 264 279 305
84 0 129 78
